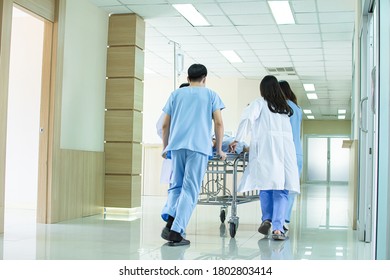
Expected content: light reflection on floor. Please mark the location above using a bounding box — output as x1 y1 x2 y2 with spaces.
0 184 373 260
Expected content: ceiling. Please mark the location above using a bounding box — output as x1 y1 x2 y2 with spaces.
89 0 356 120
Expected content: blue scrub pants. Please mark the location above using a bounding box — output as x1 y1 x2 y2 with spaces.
161 149 209 236
260 189 289 232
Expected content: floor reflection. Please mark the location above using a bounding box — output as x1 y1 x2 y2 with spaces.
0 184 373 260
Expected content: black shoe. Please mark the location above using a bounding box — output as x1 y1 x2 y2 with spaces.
258 220 272 235
161 227 170 241
167 230 190 246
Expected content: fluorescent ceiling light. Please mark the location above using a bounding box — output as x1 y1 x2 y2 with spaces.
307 93 318 99
338 109 347 114
307 115 315 119
173 4 210 26
303 83 315 91
220 50 243 63
268 1 295 25
303 109 312 114
338 115 346 119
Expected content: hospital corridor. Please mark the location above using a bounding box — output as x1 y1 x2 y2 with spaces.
0 0 390 262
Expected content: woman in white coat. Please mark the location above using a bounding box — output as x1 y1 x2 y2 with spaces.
230 75 300 240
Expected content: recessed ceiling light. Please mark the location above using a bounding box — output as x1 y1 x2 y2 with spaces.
307 115 315 119
303 83 315 91
268 1 295 25
220 50 243 63
173 4 210 27
307 93 318 99
338 109 347 114
338 115 346 119
303 109 312 114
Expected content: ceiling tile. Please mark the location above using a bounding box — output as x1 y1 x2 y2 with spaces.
219 2 269 15
317 0 355 12
236 25 279 35
126 4 178 18
295 13 319 24
206 35 246 44
322 32 353 41
243 34 283 43
321 23 354 33
146 17 192 27
291 55 324 62
253 49 289 56
157 26 200 36
249 42 287 49
278 24 320 34
283 33 322 42
213 42 251 50
194 3 225 16
319 12 355 24
285 41 323 48
229 14 275 25
205 15 233 26
289 48 323 56
196 26 239 36
291 1 317 13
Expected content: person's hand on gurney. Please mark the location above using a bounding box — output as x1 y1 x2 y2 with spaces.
216 149 227 161
228 141 238 153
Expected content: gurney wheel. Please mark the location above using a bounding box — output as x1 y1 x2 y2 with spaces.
220 208 226 223
229 222 237 238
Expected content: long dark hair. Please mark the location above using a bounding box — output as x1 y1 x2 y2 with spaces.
260 75 293 116
279 80 298 105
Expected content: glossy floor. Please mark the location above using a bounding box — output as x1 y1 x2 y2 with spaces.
0 184 373 260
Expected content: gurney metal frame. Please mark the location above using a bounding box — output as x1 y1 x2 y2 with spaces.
198 152 259 238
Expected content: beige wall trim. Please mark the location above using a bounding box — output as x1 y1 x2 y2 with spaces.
14 0 55 21
0 0 13 234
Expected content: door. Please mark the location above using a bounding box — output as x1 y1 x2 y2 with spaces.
306 136 350 184
357 2 378 244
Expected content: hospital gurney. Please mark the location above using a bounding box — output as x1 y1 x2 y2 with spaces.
198 152 259 238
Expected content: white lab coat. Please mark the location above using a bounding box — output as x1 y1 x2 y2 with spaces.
156 112 172 184
235 97 300 193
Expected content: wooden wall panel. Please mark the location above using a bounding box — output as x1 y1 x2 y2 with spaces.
105 110 142 142
14 0 55 21
105 143 142 175
105 175 141 208
105 78 143 111
108 14 145 49
106 46 144 80
49 150 105 223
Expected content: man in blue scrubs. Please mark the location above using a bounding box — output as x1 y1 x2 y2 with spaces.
161 64 226 246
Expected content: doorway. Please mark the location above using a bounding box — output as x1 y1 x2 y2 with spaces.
305 136 350 184
3 6 44 258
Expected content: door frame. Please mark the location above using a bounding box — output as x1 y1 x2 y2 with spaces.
0 0 57 232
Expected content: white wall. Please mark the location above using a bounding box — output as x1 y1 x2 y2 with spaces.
142 75 261 144
60 0 108 152
5 9 44 209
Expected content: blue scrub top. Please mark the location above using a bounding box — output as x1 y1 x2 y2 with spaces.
287 100 303 156
163 86 225 156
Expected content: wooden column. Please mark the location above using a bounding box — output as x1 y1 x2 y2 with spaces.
104 14 144 208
